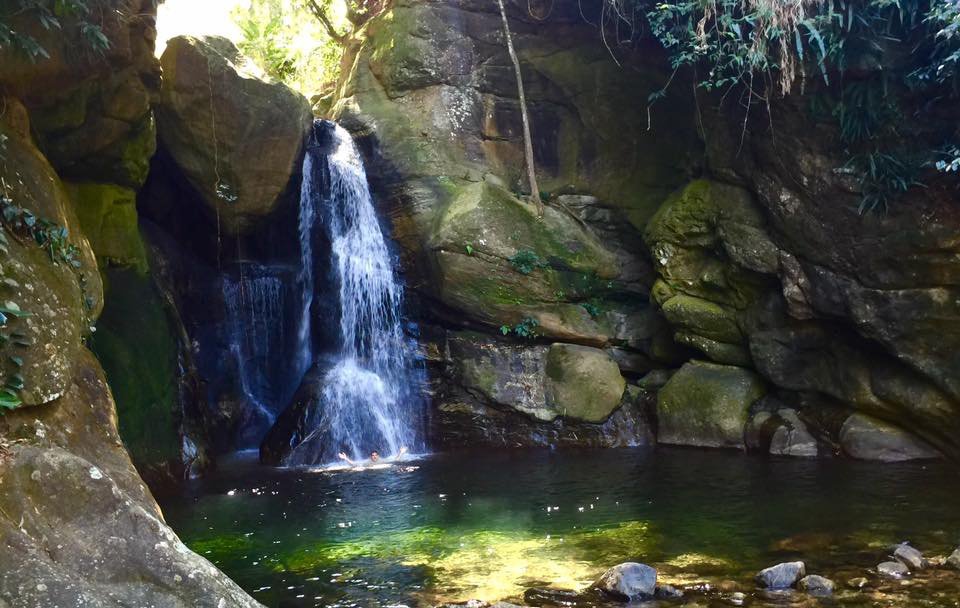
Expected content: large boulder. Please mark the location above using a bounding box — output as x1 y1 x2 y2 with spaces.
545 344 626 423
657 361 766 448
156 36 312 232
840 413 940 462
0 112 103 407
0 350 262 608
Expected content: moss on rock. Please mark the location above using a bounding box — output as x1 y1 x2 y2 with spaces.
65 182 148 270
88 268 181 469
545 343 625 423
657 360 766 449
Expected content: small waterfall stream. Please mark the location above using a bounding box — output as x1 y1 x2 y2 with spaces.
284 121 426 465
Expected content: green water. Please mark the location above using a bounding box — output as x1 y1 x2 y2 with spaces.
160 448 960 607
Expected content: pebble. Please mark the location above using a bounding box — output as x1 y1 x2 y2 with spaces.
893 543 925 570
878 561 909 578
948 548 960 570
797 574 835 596
727 591 746 606
847 577 869 590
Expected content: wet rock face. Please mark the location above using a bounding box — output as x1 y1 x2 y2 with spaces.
840 414 940 462
156 35 312 233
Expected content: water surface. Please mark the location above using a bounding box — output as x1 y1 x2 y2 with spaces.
161 448 960 607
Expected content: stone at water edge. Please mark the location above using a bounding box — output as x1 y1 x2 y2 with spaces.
522 587 581 606
728 591 747 606
797 575 835 596
591 562 658 601
654 584 684 600
893 543 927 570
878 561 910 578
948 548 960 570
846 577 869 590
756 561 806 589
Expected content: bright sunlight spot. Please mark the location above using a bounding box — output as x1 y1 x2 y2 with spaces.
156 0 244 53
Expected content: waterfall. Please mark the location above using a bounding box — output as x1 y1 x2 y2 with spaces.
285 121 426 466
223 268 286 442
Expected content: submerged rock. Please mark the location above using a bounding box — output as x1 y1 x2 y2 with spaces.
523 587 582 606
797 575 835 596
657 361 766 449
654 584 684 600
947 548 960 570
755 561 806 589
878 561 910 578
840 414 940 462
893 543 927 570
846 577 869 590
591 562 657 601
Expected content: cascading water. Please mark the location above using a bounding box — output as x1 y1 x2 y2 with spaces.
222 266 291 444
285 121 426 466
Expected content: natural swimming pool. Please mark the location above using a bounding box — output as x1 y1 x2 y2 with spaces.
161 448 960 607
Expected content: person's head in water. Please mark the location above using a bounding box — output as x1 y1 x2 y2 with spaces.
370 451 380 462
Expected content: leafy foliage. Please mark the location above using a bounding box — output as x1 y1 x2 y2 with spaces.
500 317 540 338
0 0 111 60
232 0 344 94
509 249 548 274
635 0 960 212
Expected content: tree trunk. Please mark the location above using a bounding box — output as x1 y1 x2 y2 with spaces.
495 0 543 217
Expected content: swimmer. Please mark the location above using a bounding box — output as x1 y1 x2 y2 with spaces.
337 446 408 468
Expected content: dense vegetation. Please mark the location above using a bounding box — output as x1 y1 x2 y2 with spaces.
634 0 960 211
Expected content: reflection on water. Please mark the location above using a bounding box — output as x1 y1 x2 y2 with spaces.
160 448 960 607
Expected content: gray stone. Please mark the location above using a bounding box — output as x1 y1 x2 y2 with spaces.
768 409 818 458
949 548 960 570
877 561 910 578
592 562 657 601
797 575 835 596
840 413 940 462
755 561 806 589
655 584 684 600
893 543 926 570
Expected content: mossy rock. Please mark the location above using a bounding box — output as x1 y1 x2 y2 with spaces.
65 182 148 270
657 360 766 449
660 294 742 343
88 268 181 469
545 343 625 423
0 122 103 406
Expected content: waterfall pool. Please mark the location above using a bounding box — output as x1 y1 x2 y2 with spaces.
161 448 960 607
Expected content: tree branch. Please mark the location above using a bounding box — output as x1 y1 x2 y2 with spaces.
304 0 347 43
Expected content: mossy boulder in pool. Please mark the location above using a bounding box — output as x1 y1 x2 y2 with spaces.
446 334 626 423
545 344 625 423
657 360 766 449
